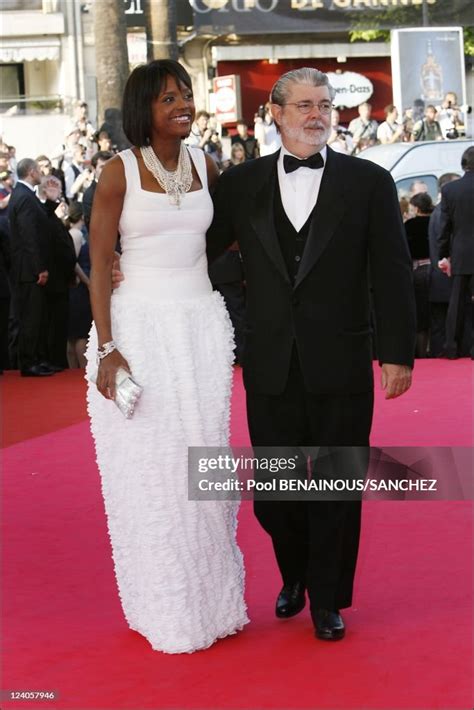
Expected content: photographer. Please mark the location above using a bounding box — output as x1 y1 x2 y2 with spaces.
436 92 463 140
377 105 404 145
412 105 443 142
327 109 354 155
348 102 378 153
254 102 281 156
186 110 214 151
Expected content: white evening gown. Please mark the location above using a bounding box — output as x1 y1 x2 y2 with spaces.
86 146 248 653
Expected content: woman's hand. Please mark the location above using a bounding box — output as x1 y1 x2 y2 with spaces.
96 349 131 400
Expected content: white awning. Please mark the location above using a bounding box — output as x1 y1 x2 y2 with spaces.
0 37 60 62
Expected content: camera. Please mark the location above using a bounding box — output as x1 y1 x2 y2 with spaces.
257 105 266 120
445 127 459 140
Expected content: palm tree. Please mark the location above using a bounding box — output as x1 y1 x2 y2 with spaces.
145 0 178 61
94 0 130 125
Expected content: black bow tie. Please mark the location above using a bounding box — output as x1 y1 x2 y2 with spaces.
283 152 324 174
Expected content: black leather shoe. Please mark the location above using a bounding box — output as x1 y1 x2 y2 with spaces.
21 365 55 377
440 350 458 360
39 362 64 372
313 608 345 640
275 582 306 618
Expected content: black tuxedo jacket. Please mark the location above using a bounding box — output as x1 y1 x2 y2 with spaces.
8 183 55 284
207 147 416 396
428 204 452 303
438 171 474 275
83 179 97 230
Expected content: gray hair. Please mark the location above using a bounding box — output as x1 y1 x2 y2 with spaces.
17 158 37 180
270 67 336 105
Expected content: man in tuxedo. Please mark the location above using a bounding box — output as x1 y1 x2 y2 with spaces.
437 146 474 359
38 177 77 369
428 173 460 357
8 159 61 376
206 68 416 641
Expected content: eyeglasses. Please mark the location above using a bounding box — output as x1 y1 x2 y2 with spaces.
281 100 334 115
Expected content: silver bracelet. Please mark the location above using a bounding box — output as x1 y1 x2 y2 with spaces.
97 340 116 362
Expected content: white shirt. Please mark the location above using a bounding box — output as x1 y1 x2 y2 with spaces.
377 120 402 144
277 144 327 232
64 162 84 199
16 179 36 192
254 120 281 157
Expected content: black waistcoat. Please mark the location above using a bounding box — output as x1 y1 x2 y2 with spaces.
274 175 315 285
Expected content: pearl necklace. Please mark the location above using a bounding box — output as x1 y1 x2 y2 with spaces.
140 142 192 207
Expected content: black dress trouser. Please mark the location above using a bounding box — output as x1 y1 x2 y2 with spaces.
246 347 373 613
45 291 69 368
14 282 47 371
444 274 474 357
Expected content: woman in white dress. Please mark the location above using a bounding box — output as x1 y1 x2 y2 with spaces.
86 60 248 653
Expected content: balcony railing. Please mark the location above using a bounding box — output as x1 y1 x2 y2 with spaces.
0 95 66 115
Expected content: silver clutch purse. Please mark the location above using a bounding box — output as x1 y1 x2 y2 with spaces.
113 367 143 418
89 367 143 419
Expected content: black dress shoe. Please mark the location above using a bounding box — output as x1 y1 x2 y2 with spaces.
275 582 306 618
313 608 345 641
439 350 459 360
21 365 55 377
39 362 64 372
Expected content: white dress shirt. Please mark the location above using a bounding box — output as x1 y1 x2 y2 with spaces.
277 144 327 232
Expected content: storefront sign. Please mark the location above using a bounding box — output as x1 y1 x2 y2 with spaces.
327 71 373 108
212 74 242 123
190 0 473 34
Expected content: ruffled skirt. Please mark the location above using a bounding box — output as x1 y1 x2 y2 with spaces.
86 290 248 653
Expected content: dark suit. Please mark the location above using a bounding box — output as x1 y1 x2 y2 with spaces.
429 204 452 357
0 216 11 369
45 213 77 367
438 171 474 357
82 179 97 230
8 182 55 370
207 147 416 612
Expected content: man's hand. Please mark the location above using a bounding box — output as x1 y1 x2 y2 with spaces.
43 176 62 202
381 363 412 399
37 270 49 286
438 257 451 277
111 252 124 289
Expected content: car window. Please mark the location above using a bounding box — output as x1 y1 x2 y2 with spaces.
396 175 438 202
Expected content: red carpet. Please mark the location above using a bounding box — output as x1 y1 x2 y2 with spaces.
1 362 473 710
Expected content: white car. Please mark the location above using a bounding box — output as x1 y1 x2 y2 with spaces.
357 139 473 200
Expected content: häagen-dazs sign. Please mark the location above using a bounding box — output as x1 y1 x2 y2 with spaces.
327 72 373 108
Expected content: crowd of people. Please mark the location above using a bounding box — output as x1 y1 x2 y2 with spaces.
0 100 119 375
398 151 473 360
326 92 466 155
0 91 471 375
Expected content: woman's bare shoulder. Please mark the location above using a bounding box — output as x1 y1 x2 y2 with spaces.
97 153 126 195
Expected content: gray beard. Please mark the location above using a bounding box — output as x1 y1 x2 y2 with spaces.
280 119 330 147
